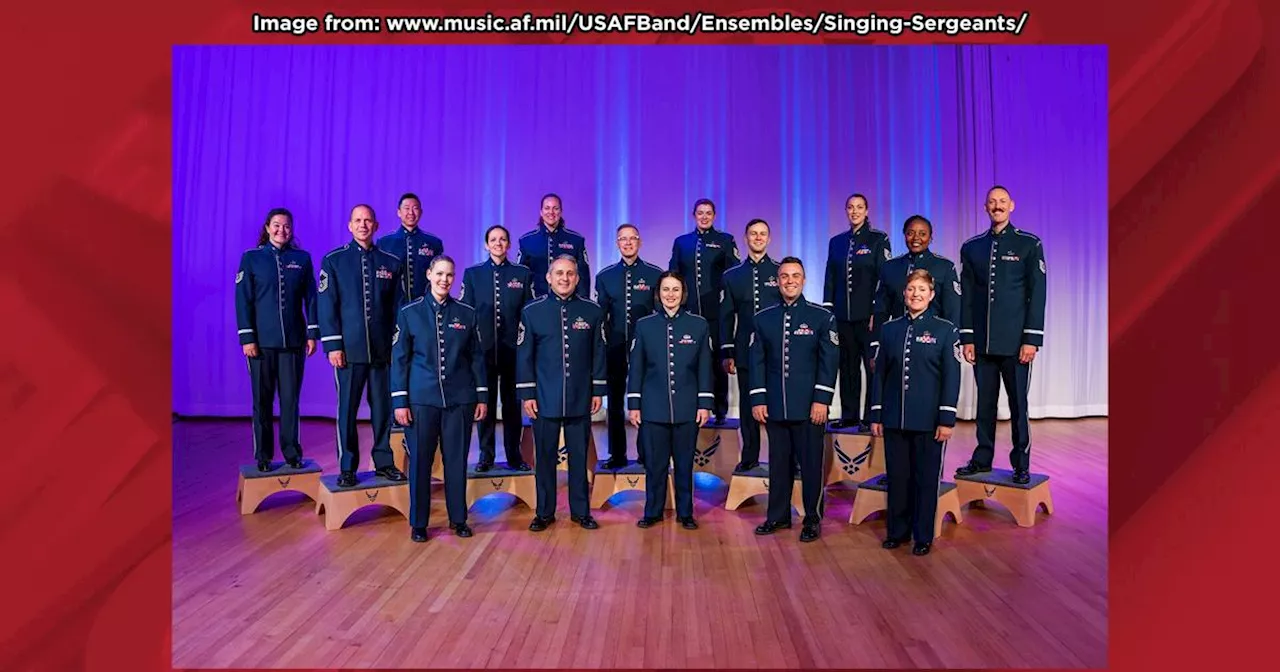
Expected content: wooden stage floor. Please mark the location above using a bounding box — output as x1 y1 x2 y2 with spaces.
173 417 1107 669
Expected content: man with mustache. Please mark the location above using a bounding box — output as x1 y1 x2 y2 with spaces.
954 186 1047 485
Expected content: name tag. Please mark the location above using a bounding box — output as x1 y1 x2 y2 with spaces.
376 267 393 280
1001 254 1021 262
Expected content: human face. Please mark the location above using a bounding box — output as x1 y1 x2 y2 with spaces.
904 220 932 254
778 262 804 302
986 188 1014 226
659 277 684 312
547 258 578 298
745 222 770 257
348 206 378 245
429 260 455 300
398 197 421 230
846 196 868 228
904 277 934 314
486 228 509 260
693 203 715 231
616 226 640 260
265 214 292 247
540 197 562 228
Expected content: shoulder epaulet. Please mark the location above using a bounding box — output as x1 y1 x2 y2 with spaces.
883 315 904 325
961 232 987 247
635 312 661 326
686 313 708 323
933 316 956 327
455 300 477 312
243 247 262 256
512 262 532 272
518 229 540 240
525 295 549 309
563 228 586 239
399 297 426 311
642 260 664 273
578 298 601 308
888 252 908 262
598 261 621 274
724 260 747 274
324 245 348 259
810 303 833 315
932 253 956 266
871 227 890 238
1012 229 1041 242
376 248 400 262
464 262 484 273
756 303 782 317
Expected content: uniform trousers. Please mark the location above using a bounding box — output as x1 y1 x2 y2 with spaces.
765 419 826 526
884 429 946 544
533 414 592 519
247 347 306 463
734 363 763 464
334 363 394 473
642 420 699 519
477 344 525 466
837 320 875 424
707 318 730 417
406 403 472 527
971 354 1032 471
606 342 644 462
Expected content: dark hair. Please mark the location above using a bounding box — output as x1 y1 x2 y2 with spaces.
657 270 687 297
903 214 933 235
350 204 377 221
744 218 770 233
987 185 1012 200
692 198 716 215
540 192 562 208
484 224 510 243
846 193 869 209
427 254 455 272
905 268 935 290
398 192 420 209
779 256 804 270
257 207 295 247
616 223 640 235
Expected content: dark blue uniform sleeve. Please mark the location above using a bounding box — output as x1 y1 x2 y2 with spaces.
1023 240 1047 348
470 310 488 399
748 324 767 408
939 325 961 427
868 329 886 425
719 278 736 362
940 261 962 326
822 241 836 308
870 268 889 347
390 309 411 410
626 326 645 411
393 263 406 308
958 246 976 346
235 253 256 345
591 312 607 397
522 270 535 305
668 238 680 273
576 246 591 299
303 254 320 341
698 323 714 411
459 267 475 308
594 272 610 335
318 255 344 353
815 314 839 406
516 312 536 401
726 234 740 265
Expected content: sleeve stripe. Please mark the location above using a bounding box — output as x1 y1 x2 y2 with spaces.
1023 329 1044 335
626 393 641 398
321 335 343 342
698 393 714 398
748 388 767 395
476 387 489 393
958 328 974 334
939 406 957 412
391 391 408 397
868 341 879 348
814 384 835 393
870 404 882 411
593 379 607 385
307 324 319 329
516 382 537 389
238 329 255 334
720 344 733 350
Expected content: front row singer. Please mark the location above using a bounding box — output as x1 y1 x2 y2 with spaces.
627 272 713 530
749 257 840 543
391 255 488 543
868 269 961 557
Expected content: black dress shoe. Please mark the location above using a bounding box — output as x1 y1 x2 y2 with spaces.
453 522 473 538
713 414 726 425
955 461 991 477
678 516 698 530
1012 469 1031 485
571 514 599 530
285 458 304 469
799 523 820 542
882 538 905 549
513 462 533 472
636 516 661 528
474 461 493 473
257 460 272 472
376 465 407 481
529 516 554 532
602 456 628 470
912 542 932 556
735 460 760 472
337 471 357 488
411 527 428 543
754 520 792 535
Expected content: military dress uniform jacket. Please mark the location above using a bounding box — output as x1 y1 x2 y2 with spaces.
516 220 591 299
626 309 714 424
868 309 961 432
958 224 1047 357
318 242 404 364
390 296 487 409
823 224 892 323
376 226 445 303
459 259 534 351
594 258 664 347
516 294 608 418
668 227 739 318
747 297 840 421
873 249 961 325
719 254 782 365
235 243 320 349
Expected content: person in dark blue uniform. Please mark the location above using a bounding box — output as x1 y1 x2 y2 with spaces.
669 198 739 424
235 207 319 472
823 193 891 431
318 204 408 487
460 225 534 472
595 223 663 469
954 186 1047 485
516 193 591 299
392 255 488 542
516 255 607 531
376 192 445 304
719 218 781 471
873 215 961 324
749 257 840 543
628 272 713 529
869 269 962 556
